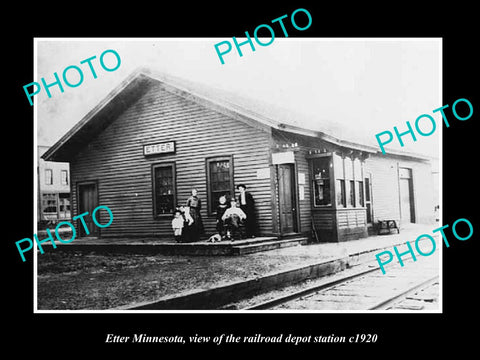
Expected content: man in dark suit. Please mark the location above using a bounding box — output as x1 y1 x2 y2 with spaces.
237 184 257 238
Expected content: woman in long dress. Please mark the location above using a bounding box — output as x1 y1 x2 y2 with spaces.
185 188 204 241
174 205 194 242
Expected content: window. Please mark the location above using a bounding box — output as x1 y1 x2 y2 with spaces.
357 181 364 207
343 157 355 207
349 180 356 207
42 193 57 213
61 170 68 185
45 169 53 185
334 155 346 207
312 156 331 206
344 157 364 207
354 158 363 207
206 156 234 214
58 193 71 219
337 179 346 207
152 163 176 216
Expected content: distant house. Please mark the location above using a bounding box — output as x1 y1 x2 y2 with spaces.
37 145 71 225
42 69 436 241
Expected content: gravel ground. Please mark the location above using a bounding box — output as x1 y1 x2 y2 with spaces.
36 245 343 310
36 225 431 310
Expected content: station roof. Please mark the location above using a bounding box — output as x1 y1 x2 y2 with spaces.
42 67 432 162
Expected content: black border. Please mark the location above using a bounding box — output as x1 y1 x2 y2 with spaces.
7 2 479 355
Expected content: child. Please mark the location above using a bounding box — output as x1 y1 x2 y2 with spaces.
221 198 247 240
171 209 184 242
215 195 229 237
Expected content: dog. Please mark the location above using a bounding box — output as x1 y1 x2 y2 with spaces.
207 233 222 243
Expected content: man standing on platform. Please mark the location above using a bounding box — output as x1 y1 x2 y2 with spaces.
237 184 257 238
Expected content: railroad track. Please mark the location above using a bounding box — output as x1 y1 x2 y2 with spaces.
228 252 439 311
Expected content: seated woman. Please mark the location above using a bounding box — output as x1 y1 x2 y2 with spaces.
215 195 230 238
221 198 246 240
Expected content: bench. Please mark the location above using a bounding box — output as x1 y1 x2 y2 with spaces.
377 220 400 235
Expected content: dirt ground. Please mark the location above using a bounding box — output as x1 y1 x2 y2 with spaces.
36 246 339 310
36 224 429 310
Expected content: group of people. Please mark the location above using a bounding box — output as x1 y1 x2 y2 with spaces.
171 184 256 242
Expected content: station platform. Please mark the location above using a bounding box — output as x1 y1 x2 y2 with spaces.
43 234 309 256
37 223 439 310
117 224 438 310
41 222 430 257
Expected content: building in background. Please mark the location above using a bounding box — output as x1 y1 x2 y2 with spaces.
37 145 71 228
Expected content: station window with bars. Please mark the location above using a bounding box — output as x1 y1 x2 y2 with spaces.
206 156 234 214
152 163 176 216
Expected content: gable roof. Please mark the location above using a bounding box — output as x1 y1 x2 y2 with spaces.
42 67 431 162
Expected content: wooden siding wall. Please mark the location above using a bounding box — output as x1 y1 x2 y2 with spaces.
312 208 367 242
70 83 273 238
312 209 336 242
336 208 367 240
365 154 435 227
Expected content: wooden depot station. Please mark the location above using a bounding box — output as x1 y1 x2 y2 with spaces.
43 68 436 250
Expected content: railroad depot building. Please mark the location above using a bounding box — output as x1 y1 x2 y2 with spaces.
42 69 436 242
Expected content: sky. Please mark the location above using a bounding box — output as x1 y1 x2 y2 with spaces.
35 38 441 158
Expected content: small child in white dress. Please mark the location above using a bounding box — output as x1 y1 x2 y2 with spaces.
171 209 185 242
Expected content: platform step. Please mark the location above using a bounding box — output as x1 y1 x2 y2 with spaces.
232 237 308 255
42 236 309 256
212 236 277 246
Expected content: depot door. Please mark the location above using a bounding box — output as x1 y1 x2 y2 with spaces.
77 182 98 236
278 164 298 234
399 168 415 223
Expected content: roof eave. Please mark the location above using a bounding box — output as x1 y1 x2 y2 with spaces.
42 68 433 164
42 69 154 162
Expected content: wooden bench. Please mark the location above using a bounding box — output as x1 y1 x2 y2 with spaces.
377 220 400 235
